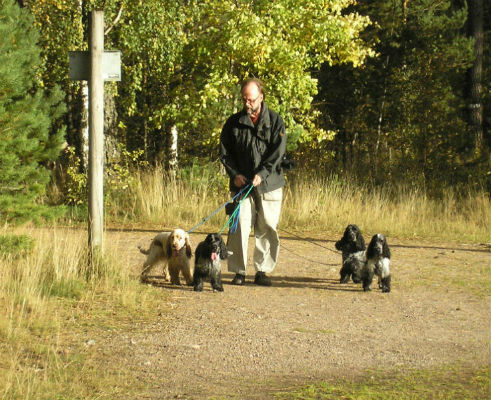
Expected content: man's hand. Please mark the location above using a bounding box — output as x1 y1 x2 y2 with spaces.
233 174 247 188
252 174 262 187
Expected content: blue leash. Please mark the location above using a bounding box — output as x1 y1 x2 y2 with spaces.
186 184 253 234
219 184 254 234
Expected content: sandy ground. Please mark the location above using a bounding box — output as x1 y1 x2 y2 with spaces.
99 228 490 399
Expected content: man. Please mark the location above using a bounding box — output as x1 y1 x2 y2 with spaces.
219 78 287 286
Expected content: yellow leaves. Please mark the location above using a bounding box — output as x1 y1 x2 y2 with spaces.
297 127 336 145
315 129 337 143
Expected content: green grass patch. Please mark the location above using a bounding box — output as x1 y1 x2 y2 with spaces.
0 234 34 258
274 364 491 400
41 278 86 299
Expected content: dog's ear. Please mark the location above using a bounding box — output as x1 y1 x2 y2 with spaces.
382 238 391 259
356 234 366 251
194 241 203 262
366 237 376 259
219 236 228 260
165 235 172 257
185 233 192 258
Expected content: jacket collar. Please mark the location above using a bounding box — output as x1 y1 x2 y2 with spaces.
238 102 270 129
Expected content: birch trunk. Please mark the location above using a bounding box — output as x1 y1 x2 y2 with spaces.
167 125 178 178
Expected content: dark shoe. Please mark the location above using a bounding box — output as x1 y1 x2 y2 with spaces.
231 274 246 285
254 271 272 286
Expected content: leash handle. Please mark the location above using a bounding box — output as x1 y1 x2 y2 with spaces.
187 183 252 234
219 184 254 234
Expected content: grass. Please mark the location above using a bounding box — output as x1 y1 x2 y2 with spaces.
103 163 231 230
274 364 490 399
0 234 34 257
0 227 165 399
281 174 489 243
99 165 490 243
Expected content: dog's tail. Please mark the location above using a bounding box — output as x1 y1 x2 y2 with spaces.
139 239 164 255
138 245 150 255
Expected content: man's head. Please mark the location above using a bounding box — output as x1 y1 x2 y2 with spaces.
241 78 264 117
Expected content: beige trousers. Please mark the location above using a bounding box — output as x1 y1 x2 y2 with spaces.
226 187 283 275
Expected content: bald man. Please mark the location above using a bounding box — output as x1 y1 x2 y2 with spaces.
219 78 287 286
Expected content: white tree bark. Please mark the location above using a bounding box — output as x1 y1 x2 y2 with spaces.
81 82 89 170
168 125 178 178
79 0 89 170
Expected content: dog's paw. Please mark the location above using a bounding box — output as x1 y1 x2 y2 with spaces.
212 286 224 292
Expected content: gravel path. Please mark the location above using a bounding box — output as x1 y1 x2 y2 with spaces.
107 229 490 399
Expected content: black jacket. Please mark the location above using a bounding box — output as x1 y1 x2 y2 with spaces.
219 102 287 194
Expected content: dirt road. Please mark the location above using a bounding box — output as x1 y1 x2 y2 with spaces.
104 228 490 399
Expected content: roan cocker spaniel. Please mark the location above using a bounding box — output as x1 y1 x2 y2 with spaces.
335 224 366 283
193 233 228 292
349 233 392 293
138 228 193 286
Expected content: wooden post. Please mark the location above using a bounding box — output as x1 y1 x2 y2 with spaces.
88 10 104 255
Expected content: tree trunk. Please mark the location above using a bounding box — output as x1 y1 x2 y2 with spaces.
79 0 89 171
80 82 89 170
167 125 178 178
467 0 484 154
104 91 120 164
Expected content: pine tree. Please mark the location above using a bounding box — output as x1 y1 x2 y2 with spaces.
0 0 65 223
316 0 475 190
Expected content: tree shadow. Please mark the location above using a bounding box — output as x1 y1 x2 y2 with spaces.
220 272 362 292
139 275 193 291
272 275 363 291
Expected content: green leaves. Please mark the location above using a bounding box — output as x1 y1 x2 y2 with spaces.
24 0 375 167
314 0 479 191
172 0 374 151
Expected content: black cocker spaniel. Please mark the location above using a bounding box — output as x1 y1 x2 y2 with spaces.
193 233 228 292
335 224 366 283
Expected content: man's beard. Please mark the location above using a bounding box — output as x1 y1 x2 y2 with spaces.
245 103 260 116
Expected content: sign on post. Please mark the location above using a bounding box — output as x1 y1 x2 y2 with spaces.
69 50 121 81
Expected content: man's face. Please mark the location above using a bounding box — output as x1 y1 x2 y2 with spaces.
241 83 263 116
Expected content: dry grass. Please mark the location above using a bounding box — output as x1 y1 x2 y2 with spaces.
281 176 490 242
109 166 489 243
0 227 163 399
105 164 230 230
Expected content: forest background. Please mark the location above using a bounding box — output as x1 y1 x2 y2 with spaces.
1 0 490 227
